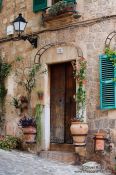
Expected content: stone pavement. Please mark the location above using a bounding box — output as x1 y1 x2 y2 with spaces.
0 149 111 175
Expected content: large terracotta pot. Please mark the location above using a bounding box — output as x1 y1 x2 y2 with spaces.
22 126 36 143
70 122 88 146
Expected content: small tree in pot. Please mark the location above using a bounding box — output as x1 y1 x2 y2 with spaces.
12 56 46 143
70 57 88 152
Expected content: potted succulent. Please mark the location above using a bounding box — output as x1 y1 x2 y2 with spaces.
70 57 88 151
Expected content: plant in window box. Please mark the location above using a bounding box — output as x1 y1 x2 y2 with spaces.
48 1 76 16
70 57 88 151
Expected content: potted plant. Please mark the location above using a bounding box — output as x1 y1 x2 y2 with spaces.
70 57 88 151
48 1 76 16
48 1 67 16
12 56 46 144
18 117 36 143
12 95 28 115
37 90 44 101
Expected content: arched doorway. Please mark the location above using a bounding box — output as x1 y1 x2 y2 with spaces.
34 42 83 150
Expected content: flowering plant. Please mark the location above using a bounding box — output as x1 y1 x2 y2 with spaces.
72 57 87 122
18 117 36 128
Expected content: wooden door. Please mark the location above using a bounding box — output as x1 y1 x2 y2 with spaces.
65 62 76 143
50 62 76 144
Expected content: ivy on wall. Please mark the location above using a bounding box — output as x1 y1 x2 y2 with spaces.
0 57 12 123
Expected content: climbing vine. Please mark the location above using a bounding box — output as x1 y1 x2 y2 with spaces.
0 57 12 122
72 57 87 121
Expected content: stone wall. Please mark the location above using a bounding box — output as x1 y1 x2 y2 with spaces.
0 0 116 171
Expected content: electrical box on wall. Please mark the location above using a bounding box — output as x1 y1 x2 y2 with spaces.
6 25 14 36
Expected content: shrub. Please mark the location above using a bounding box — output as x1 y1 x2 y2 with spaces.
0 135 21 150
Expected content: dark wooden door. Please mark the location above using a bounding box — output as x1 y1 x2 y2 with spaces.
65 62 76 143
50 62 76 144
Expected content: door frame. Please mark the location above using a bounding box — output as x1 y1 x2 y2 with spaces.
41 61 77 151
50 62 76 144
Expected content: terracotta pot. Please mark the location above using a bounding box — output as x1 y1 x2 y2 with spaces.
94 133 105 151
22 126 36 143
112 170 116 174
38 94 43 101
70 122 88 146
0 135 4 141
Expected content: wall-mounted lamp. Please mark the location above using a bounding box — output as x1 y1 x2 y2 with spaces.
12 14 38 48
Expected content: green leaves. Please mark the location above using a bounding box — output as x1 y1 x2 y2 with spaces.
105 48 116 66
48 1 74 16
0 135 20 150
105 47 116 57
0 59 11 80
35 104 43 144
15 56 23 62
0 58 12 104
72 57 87 120
0 84 7 101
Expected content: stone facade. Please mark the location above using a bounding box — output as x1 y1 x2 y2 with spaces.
0 0 116 171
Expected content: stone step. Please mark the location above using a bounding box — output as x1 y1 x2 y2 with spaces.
39 151 77 164
50 143 75 152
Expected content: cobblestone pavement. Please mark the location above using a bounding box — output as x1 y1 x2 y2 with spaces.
0 149 111 175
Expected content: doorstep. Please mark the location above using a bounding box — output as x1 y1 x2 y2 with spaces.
39 150 77 164
50 143 75 152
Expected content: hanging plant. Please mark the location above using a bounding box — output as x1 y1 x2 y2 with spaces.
105 47 116 66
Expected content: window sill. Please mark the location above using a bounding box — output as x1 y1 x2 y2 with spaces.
42 11 80 22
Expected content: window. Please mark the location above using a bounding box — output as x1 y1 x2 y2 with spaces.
99 54 116 110
0 0 3 11
33 0 76 13
33 0 47 13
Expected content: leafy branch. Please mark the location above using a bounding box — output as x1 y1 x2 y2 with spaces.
13 57 47 116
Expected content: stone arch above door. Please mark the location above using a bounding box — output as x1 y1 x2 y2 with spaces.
34 42 83 64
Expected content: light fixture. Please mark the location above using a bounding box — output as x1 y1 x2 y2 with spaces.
12 14 38 48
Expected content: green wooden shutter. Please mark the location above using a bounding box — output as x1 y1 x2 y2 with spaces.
99 54 116 109
0 0 3 11
33 0 47 13
64 0 76 3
